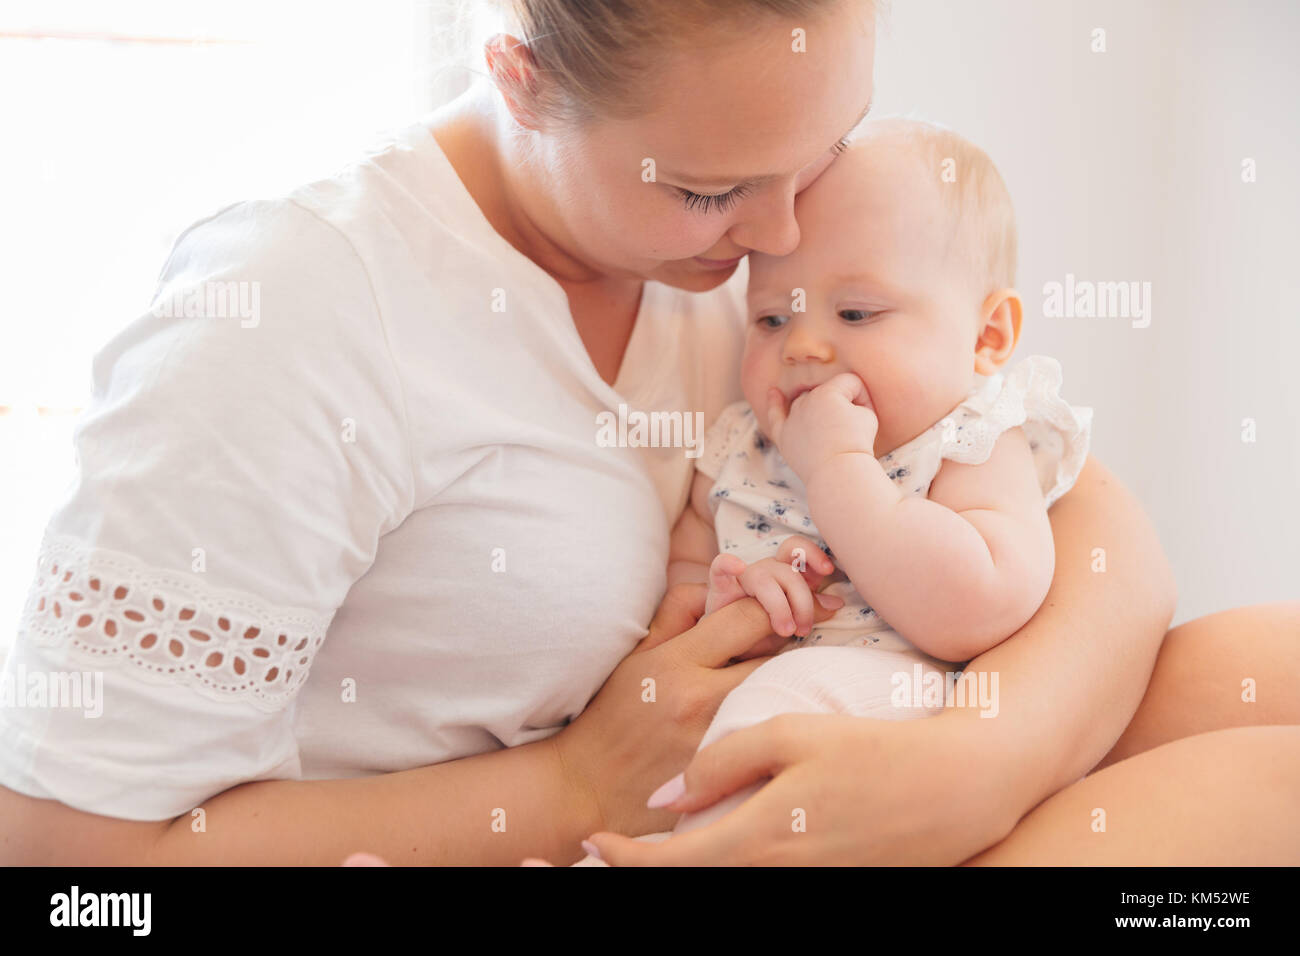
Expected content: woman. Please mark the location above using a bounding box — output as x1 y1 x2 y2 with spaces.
1 0 1295 866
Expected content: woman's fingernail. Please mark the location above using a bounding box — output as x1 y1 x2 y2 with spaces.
580 840 603 861
646 772 687 809
815 593 844 609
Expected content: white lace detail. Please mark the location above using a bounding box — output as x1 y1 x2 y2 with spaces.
18 533 334 712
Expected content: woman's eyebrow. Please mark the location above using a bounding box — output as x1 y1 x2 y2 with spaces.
662 97 874 190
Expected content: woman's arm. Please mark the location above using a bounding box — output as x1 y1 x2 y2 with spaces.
0 736 597 866
941 453 1177 810
1 584 827 866
586 454 1179 865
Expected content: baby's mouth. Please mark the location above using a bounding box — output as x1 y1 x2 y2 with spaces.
785 384 818 405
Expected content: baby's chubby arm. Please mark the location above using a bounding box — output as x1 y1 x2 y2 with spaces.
769 375 1055 663
667 470 723 588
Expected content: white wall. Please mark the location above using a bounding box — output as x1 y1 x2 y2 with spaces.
873 0 1299 625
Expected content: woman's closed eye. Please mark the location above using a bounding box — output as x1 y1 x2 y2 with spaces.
675 136 851 215
675 182 752 214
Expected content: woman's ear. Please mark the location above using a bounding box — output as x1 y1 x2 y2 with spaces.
485 33 542 128
973 288 1023 375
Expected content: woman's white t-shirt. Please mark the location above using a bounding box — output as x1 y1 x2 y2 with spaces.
0 115 748 820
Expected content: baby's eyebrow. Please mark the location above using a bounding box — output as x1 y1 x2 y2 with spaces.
661 97 874 190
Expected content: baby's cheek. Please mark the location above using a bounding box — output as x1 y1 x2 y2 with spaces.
739 340 774 413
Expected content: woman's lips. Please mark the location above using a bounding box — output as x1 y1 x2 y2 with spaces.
694 254 743 269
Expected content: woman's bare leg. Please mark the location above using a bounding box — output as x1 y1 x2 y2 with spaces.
1094 601 1300 771
964 602 1300 864
962 724 1300 864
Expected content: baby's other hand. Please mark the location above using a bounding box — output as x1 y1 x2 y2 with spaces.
704 552 749 616
739 555 841 640
774 534 836 591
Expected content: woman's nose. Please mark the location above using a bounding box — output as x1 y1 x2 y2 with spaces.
782 326 834 363
729 182 801 257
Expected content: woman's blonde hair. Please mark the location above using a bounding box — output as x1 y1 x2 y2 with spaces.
483 0 875 127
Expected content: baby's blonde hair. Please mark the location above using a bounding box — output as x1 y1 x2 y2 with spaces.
852 116 1018 293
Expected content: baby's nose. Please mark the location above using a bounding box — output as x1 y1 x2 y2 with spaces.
782 328 834 362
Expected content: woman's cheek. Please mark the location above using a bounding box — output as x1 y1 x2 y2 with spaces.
641 211 729 260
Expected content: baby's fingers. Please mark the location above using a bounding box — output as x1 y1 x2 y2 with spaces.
776 534 834 577
705 553 748 615
748 576 797 638
765 387 788 443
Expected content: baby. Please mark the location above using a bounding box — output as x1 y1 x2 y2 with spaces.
665 117 1092 838
574 118 1092 861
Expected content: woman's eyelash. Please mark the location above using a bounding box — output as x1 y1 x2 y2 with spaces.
677 139 848 213
677 182 751 214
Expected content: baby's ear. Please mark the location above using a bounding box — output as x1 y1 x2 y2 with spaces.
973 289 1023 375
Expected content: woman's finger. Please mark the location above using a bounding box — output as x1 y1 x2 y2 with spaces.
650 715 802 816
636 582 708 653
584 811 759 866
672 595 777 665
673 592 839 668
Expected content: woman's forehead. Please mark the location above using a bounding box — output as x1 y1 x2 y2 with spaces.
597 13 875 182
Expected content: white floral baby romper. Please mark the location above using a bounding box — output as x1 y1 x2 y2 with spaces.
694 354 1093 727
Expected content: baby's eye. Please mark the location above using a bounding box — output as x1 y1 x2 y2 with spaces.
840 309 881 323
757 314 790 329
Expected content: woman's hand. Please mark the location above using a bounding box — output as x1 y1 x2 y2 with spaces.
552 583 840 839
582 709 1017 865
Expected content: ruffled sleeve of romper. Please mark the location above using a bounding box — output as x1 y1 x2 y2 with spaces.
936 354 1093 507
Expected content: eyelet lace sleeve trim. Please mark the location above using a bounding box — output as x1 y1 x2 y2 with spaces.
937 355 1092 506
18 533 334 713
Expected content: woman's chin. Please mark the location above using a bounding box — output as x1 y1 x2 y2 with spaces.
651 258 743 292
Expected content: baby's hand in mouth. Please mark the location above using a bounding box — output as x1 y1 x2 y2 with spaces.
765 373 879 479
